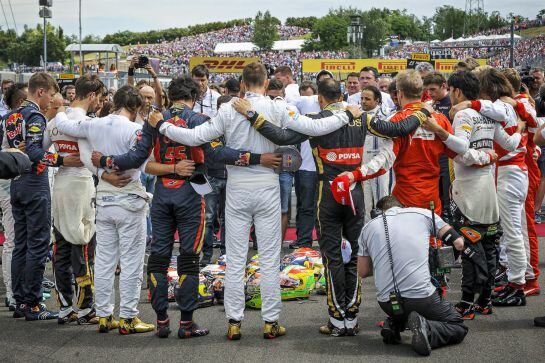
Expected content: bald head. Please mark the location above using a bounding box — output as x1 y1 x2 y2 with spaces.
45 93 65 120
139 85 155 112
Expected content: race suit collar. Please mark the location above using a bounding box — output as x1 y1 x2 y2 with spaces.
67 106 87 118
323 102 345 111
245 91 265 99
25 100 40 112
402 101 422 111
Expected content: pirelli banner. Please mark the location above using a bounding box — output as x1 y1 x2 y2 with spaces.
301 58 487 75
189 56 259 73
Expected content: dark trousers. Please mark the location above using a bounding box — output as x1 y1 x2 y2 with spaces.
438 156 452 222
52 229 94 312
379 292 468 349
147 182 205 320
316 181 364 321
202 176 226 259
10 176 51 306
460 232 498 303
294 170 316 245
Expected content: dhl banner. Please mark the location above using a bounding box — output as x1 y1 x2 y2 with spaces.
189 56 259 73
302 58 487 74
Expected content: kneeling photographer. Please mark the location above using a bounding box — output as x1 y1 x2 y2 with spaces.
358 196 467 356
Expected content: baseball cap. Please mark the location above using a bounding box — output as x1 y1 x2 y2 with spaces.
330 175 356 214
273 146 302 174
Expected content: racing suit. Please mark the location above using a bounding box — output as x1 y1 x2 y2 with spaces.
44 107 96 320
98 104 263 323
154 93 354 323
363 105 393 222
469 100 528 288
513 95 541 290
54 111 149 320
242 102 425 329
0 119 15 306
4 101 64 308
351 102 453 215
447 107 520 306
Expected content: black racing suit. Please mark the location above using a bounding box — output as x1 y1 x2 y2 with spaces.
100 105 262 322
246 102 426 326
3 101 63 307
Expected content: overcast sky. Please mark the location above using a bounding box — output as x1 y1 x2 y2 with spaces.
5 0 543 38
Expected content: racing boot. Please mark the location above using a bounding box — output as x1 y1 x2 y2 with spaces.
156 318 171 338
454 301 475 320
494 266 508 288
474 300 493 315
58 309 78 325
118 317 155 335
25 304 58 321
319 318 346 337
12 303 28 319
524 279 541 297
226 320 242 340
263 321 286 339
344 318 359 336
77 308 99 325
98 315 120 333
492 284 526 307
178 321 209 339
408 311 431 356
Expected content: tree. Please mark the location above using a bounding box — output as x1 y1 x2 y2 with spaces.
432 6 467 39
252 11 280 50
538 9 545 20
6 23 67 66
487 11 508 30
303 13 348 51
285 17 317 30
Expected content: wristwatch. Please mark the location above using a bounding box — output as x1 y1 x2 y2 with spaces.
246 110 256 119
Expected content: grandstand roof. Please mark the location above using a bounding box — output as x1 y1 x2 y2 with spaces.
214 39 305 53
65 44 124 53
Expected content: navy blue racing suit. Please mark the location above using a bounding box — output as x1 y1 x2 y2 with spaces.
100 105 262 321
3 101 64 307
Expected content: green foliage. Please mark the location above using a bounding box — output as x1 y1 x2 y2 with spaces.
303 14 349 51
1 23 67 66
285 17 318 30
252 11 280 50
432 6 467 39
102 18 252 45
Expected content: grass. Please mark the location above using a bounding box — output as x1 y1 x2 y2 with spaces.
518 26 545 38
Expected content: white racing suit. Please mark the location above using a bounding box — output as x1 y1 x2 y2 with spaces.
44 107 97 319
54 111 149 319
158 93 351 323
0 179 14 305
470 100 528 287
363 106 393 222
447 107 521 304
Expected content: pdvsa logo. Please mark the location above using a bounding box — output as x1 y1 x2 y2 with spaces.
321 62 356 71
326 152 361 162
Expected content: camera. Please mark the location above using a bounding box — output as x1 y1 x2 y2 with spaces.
135 55 149 69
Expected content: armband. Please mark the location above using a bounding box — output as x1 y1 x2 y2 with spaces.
441 227 461 246
128 67 135 76
419 108 431 118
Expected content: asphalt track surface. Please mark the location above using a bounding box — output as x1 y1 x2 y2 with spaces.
2 240 545 362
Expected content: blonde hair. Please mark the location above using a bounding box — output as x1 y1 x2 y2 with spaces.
396 69 423 99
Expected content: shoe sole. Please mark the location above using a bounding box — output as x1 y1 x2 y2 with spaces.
408 313 431 356
156 328 171 338
524 288 541 297
380 329 400 345
227 334 241 340
263 333 285 339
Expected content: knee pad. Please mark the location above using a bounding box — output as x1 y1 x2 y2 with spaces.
147 254 171 274
177 253 199 276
